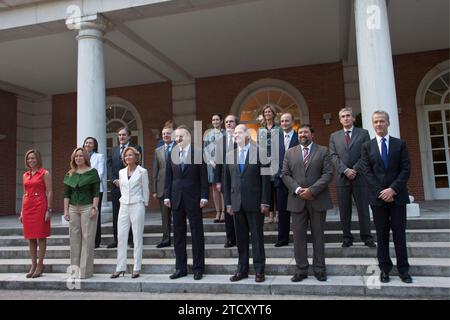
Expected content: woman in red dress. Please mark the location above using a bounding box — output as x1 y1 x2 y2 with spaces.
20 149 53 278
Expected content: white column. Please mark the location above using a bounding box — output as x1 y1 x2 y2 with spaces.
73 16 108 159
354 0 400 138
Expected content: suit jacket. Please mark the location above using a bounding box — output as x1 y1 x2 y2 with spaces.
90 152 105 192
329 127 370 186
119 165 150 206
361 136 411 206
164 144 209 211
282 143 334 212
152 142 175 198
274 131 299 188
107 143 142 183
213 131 236 184
223 142 271 213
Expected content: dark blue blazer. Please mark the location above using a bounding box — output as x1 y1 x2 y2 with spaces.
361 136 411 206
164 144 209 211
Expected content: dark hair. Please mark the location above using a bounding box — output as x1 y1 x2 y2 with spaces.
225 114 239 125
118 127 131 136
212 114 223 121
83 136 98 153
299 124 315 133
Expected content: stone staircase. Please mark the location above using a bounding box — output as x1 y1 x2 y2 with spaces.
0 217 449 298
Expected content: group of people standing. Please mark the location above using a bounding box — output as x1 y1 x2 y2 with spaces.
19 105 412 285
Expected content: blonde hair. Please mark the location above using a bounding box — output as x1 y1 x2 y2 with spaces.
122 146 141 166
68 147 91 175
24 149 43 169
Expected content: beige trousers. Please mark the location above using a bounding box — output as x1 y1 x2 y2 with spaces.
69 204 97 279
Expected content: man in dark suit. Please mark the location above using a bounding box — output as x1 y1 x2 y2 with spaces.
152 126 175 248
214 114 238 248
107 127 142 248
273 113 299 247
224 124 271 283
282 124 333 282
361 110 412 284
164 126 209 280
329 107 376 248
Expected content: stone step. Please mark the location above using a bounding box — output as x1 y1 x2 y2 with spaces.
1 229 447 247
0 218 448 236
0 242 448 259
0 273 448 298
0 257 448 277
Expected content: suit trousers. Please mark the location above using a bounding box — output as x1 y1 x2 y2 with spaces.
158 198 172 243
95 192 103 247
69 204 97 279
116 202 145 272
173 205 205 273
225 207 236 244
337 182 373 242
275 183 291 243
292 202 326 274
233 208 266 274
112 185 133 244
371 203 409 274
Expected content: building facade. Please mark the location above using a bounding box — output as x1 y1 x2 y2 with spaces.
0 0 448 214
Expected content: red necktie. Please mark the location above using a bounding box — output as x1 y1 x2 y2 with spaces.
345 131 351 145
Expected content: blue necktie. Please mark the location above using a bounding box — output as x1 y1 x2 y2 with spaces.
381 138 388 169
239 149 246 173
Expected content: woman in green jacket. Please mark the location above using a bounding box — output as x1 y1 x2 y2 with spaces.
63 147 100 279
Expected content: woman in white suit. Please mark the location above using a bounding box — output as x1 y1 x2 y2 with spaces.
111 146 149 279
83 137 105 248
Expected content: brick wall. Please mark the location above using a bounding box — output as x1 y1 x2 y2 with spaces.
0 90 17 215
393 49 450 201
52 83 172 212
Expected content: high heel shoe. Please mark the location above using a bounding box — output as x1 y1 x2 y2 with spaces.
110 271 125 279
31 264 43 278
131 272 140 279
26 264 37 278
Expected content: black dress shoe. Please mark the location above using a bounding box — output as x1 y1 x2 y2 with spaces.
229 272 248 282
380 271 390 283
274 241 288 247
364 239 377 248
170 270 187 279
255 273 265 283
399 272 413 284
314 272 327 282
341 239 353 248
291 273 308 282
224 241 236 248
129 243 134 249
107 242 117 248
95 244 100 249
156 241 171 248
193 272 203 280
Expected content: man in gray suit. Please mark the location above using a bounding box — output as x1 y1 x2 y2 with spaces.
282 124 333 282
224 124 271 283
329 107 376 248
152 126 175 248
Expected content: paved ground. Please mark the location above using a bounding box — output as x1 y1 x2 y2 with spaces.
0 289 408 300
